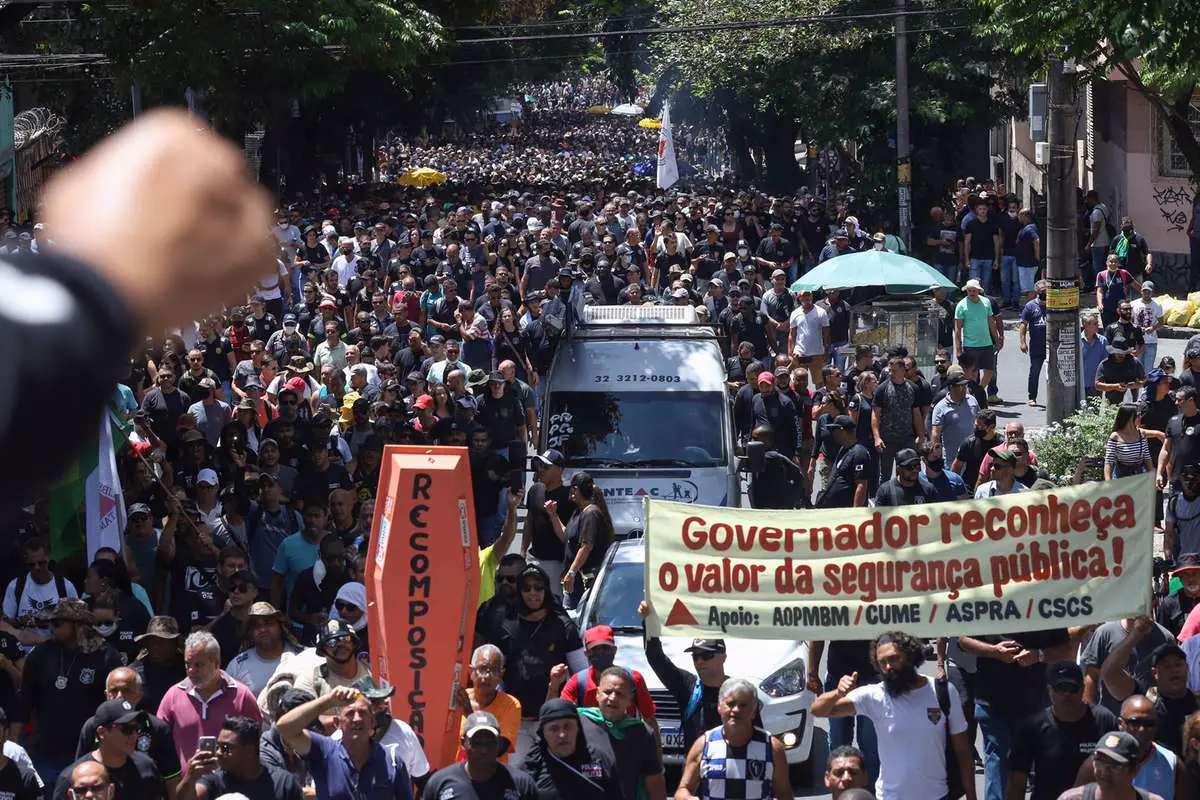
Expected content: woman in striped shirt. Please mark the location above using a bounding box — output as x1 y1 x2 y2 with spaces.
1104 402 1153 479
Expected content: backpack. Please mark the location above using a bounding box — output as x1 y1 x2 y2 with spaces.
14 572 68 617
1098 205 1117 240
935 678 965 800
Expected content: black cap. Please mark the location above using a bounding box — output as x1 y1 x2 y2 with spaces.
94 699 144 728
538 698 578 726
684 639 727 654
1152 642 1186 665
1094 731 1142 764
895 448 921 468
1046 662 1083 691
828 414 856 431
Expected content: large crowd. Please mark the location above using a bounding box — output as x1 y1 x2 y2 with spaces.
2 89 1200 800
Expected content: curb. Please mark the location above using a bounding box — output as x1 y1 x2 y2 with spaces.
1001 314 1197 340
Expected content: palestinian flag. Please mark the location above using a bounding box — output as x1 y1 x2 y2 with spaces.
48 407 135 561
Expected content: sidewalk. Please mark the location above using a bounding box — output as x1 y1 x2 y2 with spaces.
998 305 1199 340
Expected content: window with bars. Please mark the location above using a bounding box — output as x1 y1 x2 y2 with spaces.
1160 103 1200 178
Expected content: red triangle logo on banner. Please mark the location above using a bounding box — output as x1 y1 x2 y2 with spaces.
98 492 116 520
664 599 698 627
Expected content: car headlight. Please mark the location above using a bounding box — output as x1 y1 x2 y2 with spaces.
759 657 806 698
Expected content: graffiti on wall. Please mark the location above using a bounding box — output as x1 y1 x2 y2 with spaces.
1151 185 1192 232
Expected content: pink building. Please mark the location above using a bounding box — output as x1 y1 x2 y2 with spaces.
996 73 1196 295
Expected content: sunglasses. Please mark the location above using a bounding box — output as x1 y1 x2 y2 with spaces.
334 600 360 612
497 574 519 584
229 583 252 593
1122 716 1157 728
116 723 139 735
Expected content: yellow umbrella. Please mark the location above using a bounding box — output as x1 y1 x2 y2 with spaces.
397 167 448 188
638 117 662 129
587 105 612 114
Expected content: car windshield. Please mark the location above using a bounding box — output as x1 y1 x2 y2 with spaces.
546 391 727 467
585 559 644 630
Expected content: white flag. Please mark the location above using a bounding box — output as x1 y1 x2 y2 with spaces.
657 103 679 190
85 412 126 561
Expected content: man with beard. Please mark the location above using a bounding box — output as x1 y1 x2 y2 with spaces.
751 372 800 462
1157 554 1200 638
330 677 429 793
262 618 369 710
226 602 301 696
958 627 1072 800
494 565 586 765
560 626 657 725
516 699 618 800
141 367 192 450
277 685 413 800
1098 622 1198 758
676 678 792 800
813 630 976 800
1006 663 1119 800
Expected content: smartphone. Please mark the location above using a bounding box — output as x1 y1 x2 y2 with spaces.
198 736 217 754
506 469 524 493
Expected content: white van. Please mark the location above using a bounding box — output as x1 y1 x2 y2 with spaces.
539 305 740 533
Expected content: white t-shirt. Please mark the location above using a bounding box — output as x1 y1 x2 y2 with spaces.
226 645 301 696
273 224 303 258
257 259 290 301
332 718 431 779
848 679 967 800
331 254 359 289
1131 298 1164 344
2 573 79 643
788 304 829 357
1090 205 1112 248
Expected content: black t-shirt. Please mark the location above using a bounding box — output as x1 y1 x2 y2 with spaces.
1096 357 1144 405
292 464 353 509
579 716 662 800
1008 705 1119 800
826 640 876 682
820 443 872 508
928 221 959 267
199 765 302 800
955 432 1003 488
470 451 510 522
0 757 40 800
423 763 538 800
0 631 23 721
477 392 526 447
873 477 939 507
1156 590 1200 638
76 712 182 781
729 312 771 356
966 216 999 260
1167 413 1200 481
525 483 572 561
820 299 851 343
166 549 223 632
52 752 161 800
498 613 584 717
973 629 1070 719
22 642 124 760
563 505 612 574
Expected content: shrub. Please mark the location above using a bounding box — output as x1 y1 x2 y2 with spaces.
1031 397 1118 485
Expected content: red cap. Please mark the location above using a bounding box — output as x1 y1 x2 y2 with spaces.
584 625 615 650
756 372 775 386
414 394 434 410
285 377 307 393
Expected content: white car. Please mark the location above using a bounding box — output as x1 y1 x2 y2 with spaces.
574 538 816 771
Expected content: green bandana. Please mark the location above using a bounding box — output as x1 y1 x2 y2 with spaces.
1113 233 1131 261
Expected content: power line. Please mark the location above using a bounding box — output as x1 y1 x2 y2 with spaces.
454 7 958 44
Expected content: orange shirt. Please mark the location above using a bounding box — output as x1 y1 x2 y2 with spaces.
455 687 523 764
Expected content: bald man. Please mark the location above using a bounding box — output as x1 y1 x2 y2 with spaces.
63 762 111 800
1075 695 1185 799
76 668 182 794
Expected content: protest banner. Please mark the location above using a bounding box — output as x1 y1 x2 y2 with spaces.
366 445 479 769
644 474 1153 640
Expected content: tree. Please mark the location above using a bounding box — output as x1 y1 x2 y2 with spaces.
980 0 1200 179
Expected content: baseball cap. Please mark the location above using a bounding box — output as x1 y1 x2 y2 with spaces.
413 394 434 410
584 625 616 651
196 468 219 486
946 365 968 386
756 372 775 386
771 269 787 279
283 314 298 325
723 252 737 261
827 414 856 431
1173 552 1200 575
533 449 565 468
94 699 144 728
1152 642 1187 665
1094 731 1141 764
684 639 726 654
1045 662 1083 691
990 448 1017 465
895 448 921 468
464 711 502 740
128 503 152 519
1142 281 1155 292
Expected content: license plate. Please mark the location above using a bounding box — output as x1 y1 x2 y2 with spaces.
661 726 685 751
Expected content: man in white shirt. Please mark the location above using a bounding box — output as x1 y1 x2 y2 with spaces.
788 288 830 364
2 538 78 651
226 602 301 696
812 631 976 800
330 238 360 290
1131 281 1165 374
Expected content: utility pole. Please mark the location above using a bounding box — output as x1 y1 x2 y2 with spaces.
1044 57 1080 424
895 0 911 250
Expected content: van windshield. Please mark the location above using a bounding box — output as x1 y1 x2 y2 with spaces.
546 391 727 467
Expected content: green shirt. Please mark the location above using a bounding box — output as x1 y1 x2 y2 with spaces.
955 295 995 348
